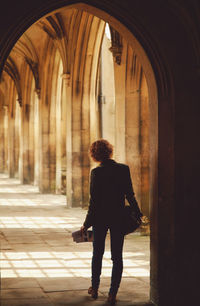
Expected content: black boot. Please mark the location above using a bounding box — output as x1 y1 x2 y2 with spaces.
88 286 98 299
107 294 116 305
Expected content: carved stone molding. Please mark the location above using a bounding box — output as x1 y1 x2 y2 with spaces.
17 97 22 107
35 88 41 98
36 21 56 40
62 73 71 86
36 13 68 72
25 57 41 99
37 14 66 41
46 15 63 40
4 57 22 107
109 26 123 65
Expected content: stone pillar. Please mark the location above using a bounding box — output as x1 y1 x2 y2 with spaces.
64 73 73 206
81 73 91 207
140 72 150 218
3 106 9 173
14 101 20 177
28 84 35 183
8 113 15 177
89 71 101 145
71 79 83 207
0 105 5 172
60 77 67 195
112 39 127 162
81 129 90 207
125 47 142 206
49 84 56 194
34 92 40 186
18 105 23 181
38 88 50 193
56 71 66 194
21 102 31 184
55 76 62 194
7 84 16 178
88 23 105 146
17 70 32 184
100 34 115 145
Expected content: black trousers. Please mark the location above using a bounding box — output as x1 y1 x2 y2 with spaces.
92 223 125 295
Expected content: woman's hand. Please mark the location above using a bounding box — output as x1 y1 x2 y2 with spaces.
80 225 86 232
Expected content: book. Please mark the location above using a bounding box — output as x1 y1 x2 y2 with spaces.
72 230 93 243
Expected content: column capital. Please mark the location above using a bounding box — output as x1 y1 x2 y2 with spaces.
17 97 22 107
109 26 123 65
109 45 123 65
3 105 9 114
62 73 71 86
35 88 41 99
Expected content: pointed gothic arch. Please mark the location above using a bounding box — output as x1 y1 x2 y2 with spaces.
0 3 178 305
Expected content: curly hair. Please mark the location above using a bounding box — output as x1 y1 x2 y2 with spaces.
89 139 113 162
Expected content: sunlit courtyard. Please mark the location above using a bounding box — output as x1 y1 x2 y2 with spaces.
0 174 150 305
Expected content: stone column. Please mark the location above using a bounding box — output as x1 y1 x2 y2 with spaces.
125 47 142 206
7 109 15 178
28 86 35 183
3 106 9 173
14 101 20 177
100 34 115 145
0 105 5 172
38 90 50 193
7 84 16 178
60 77 67 195
64 73 73 206
17 69 32 184
113 39 127 162
140 72 150 218
49 84 56 194
89 69 101 145
71 78 83 207
81 129 90 207
34 92 40 186
56 72 66 194
21 102 31 184
18 104 23 181
81 72 91 207
55 77 62 194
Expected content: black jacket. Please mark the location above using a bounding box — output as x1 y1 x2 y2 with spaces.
83 159 142 228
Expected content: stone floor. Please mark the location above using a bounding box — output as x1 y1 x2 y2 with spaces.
0 174 151 306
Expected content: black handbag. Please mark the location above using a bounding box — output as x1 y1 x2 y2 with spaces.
123 206 142 235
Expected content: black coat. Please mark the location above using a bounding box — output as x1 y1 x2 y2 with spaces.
83 159 142 228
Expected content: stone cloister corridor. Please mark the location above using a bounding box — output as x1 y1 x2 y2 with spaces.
0 174 150 305
0 4 155 306
0 6 152 216
1 1 199 305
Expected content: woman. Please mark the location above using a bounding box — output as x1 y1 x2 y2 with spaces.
81 139 143 305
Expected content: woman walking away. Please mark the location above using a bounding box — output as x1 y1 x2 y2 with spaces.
81 139 143 305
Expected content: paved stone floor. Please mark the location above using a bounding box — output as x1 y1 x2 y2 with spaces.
0 174 151 306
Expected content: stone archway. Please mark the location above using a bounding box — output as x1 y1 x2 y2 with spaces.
0 2 179 306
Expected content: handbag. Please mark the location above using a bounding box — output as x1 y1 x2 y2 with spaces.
72 229 93 243
123 206 142 235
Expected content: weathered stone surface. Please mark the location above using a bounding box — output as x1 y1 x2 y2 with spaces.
1 288 47 299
